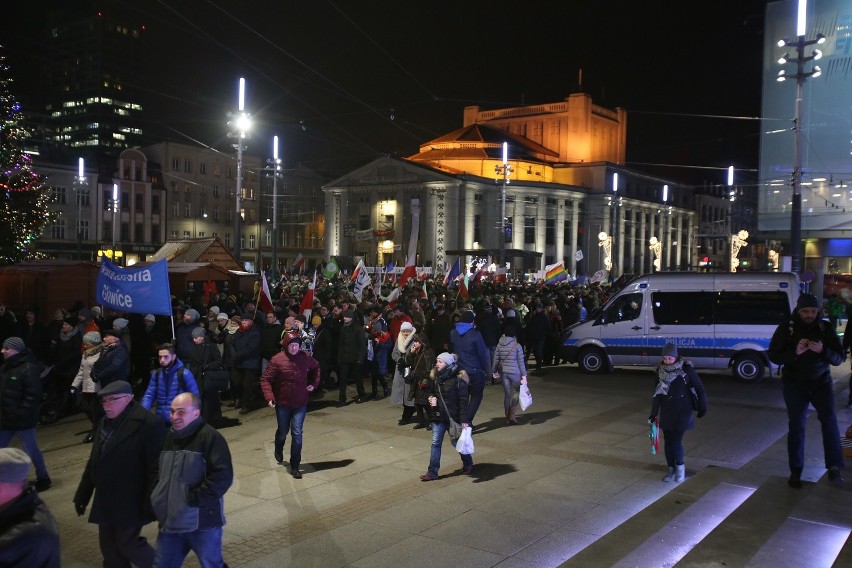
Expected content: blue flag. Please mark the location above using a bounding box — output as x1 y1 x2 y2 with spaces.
96 258 173 315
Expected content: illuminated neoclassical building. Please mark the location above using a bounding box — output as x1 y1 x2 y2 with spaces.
324 93 695 277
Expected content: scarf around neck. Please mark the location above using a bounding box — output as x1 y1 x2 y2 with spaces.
654 358 687 397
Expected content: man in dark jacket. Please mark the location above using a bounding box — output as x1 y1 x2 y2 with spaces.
231 312 261 414
476 302 501 366
336 309 367 406
90 330 130 389
427 304 452 353
151 392 233 567
260 311 283 370
174 308 201 363
74 380 166 567
449 311 491 428
16 307 51 363
525 302 551 372
768 293 846 489
0 337 51 491
0 447 60 567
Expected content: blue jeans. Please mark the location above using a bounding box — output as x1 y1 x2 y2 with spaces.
275 404 307 469
154 527 223 568
783 380 845 473
466 379 484 425
428 421 473 477
0 428 49 479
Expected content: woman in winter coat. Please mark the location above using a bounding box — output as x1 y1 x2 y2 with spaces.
187 327 225 426
390 321 417 424
649 343 708 483
419 352 472 480
70 331 102 443
51 316 83 416
405 334 435 430
491 325 527 425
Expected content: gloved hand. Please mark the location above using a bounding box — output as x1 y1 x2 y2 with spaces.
697 410 706 418
648 415 656 424
69 387 77 395
74 502 86 517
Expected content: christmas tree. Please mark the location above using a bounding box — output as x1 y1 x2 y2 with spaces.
0 53 55 266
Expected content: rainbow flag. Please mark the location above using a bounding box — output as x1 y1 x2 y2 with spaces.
545 261 567 285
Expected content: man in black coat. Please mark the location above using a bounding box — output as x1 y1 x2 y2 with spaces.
768 293 846 488
90 330 130 389
336 309 367 406
0 337 51 491
73 380 166 567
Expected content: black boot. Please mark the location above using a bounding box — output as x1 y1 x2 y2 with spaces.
398 405 415 425
273 440 284 464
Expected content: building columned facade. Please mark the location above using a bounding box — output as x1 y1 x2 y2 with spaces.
324 93 694 278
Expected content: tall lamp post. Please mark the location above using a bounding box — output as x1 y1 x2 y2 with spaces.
229 78 251 267
266 135 283 282
777 0 824 274
609 173 619 277
494 141 512 271
73 157 89 260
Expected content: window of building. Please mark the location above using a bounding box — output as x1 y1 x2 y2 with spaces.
103 222 113 241
121 223 130 242
184 159 192 173
213 207 219 221
564 220 572 247
545 218 555 245
78 190 90 206
199 162 206 175
52 186 67 204
171 158 179 171
240 234 245 249
184 203 191 217
264 229 271 246
197 231 205 237
183 230 191 239
212 184 219 197
78 220 89 240
122 192 129 211
505 217 513 243
135 193 143 212
171 181 178 192
358 214 370 230
172 202 179 217
224 233 230 247
51 219 65 239
171 229 178 240
249 234 256 249
184 183 190 193
524 216 535 244
213 165 221 177
225 210 232 222
151 195 159 213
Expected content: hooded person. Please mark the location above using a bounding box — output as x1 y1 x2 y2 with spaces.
449 310 491 429
260 330 320 478
390 321 417 422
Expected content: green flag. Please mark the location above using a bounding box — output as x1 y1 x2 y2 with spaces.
322 258 339 280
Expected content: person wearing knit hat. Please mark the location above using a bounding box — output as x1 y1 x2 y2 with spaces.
191 327 207 339
209 306 221 316
0 337 52 492
112 318 129 330
174 309 202 362
0 447 60 564
649 342 707 484
418 351 472 481
73 331 104 443
769 290 846 488
449 305 491 430
335 304 368 407
184 309 200 323
216 312 229 322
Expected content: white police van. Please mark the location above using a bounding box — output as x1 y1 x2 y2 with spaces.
561 272 800 381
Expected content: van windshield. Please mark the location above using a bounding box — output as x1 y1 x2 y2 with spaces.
599 293 643 324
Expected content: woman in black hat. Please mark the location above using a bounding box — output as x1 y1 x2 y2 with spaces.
648 343 707 483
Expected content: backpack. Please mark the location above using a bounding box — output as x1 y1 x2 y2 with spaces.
157 366 187 395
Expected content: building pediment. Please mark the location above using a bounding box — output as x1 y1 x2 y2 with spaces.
323 156 458 191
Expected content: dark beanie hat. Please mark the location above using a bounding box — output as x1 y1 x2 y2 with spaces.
796 293 819 310
343 309 355 318
662 343 678 358
191 327 207 339
461 310 475 323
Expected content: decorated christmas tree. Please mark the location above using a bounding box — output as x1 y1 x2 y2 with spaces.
0 53 55 266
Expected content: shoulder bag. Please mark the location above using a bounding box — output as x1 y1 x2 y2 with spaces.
436 378 463 441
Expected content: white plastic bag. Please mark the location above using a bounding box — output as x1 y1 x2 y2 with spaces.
456 426 475 455
519 384 533 411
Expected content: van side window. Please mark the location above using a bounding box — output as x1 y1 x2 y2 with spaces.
652 292 715 325
715 291 790 325
600 293 643 324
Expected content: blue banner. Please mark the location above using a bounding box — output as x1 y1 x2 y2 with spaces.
96 258 173 315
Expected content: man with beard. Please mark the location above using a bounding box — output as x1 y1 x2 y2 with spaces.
260 330 320 478
769 293 846 488
335 309 367 406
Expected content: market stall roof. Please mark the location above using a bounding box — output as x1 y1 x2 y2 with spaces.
149 237 241 271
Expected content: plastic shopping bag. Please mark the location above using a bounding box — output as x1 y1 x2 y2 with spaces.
519 384 533 411
456 426 475 455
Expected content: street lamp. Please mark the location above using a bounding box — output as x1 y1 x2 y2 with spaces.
608 173 619 276
73 157 89 260
229 77 251 267
776 0 824 274
265 135 283 282
494 141 512 271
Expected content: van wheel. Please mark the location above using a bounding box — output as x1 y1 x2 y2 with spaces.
733 354 765 383
579 347 608 374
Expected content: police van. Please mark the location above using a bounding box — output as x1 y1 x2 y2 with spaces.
561 272 800 381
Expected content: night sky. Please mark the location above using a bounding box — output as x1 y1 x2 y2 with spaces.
3 0 771 185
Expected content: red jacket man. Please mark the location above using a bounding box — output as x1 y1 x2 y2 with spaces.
259 330 320 478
